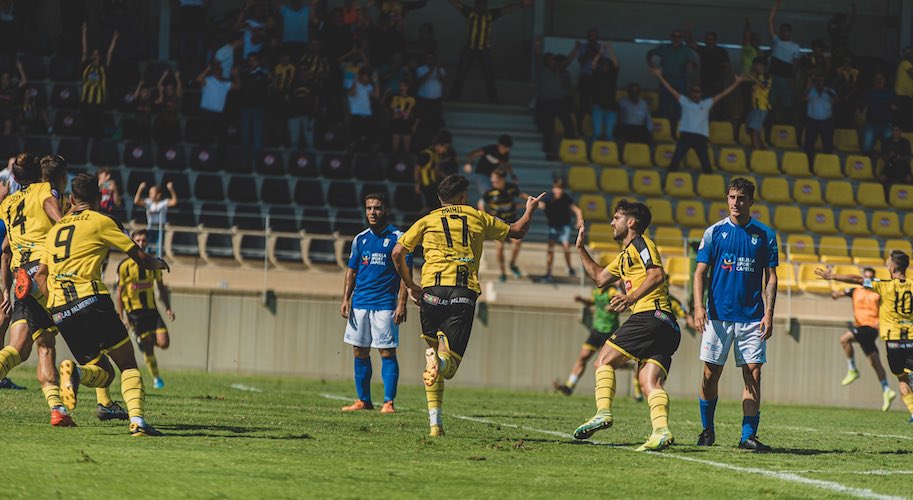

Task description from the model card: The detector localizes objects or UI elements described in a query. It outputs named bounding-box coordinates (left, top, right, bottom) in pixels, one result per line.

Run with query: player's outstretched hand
left=574, top=224, right=586, bottom=250
left=407, top=282, right=423, bottom=306
left=394, top=304, right=407, bottom=325
left=526, top=192, right=546, bottom=212
left=814, top=266, right=833, bottom=280
left=760, top=314, right=773, bottom=341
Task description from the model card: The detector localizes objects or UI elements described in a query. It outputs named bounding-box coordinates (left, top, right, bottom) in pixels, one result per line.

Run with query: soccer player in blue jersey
left=340, top=193, right=410, bottom=414
left=693, top=177, right=778, bottom=452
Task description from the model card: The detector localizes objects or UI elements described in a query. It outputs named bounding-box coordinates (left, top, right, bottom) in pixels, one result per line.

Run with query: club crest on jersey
left=383, top=238, right=390, bottom=247
left=361, top=251, right=371, bottom=266
left=721, top=253, right=735, bottom=272
left=751, top=234, right=759, bottom=246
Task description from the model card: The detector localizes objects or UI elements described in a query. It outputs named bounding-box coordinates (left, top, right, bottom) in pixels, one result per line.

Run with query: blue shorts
left=548, top=224, right=572, bottom=244
left=746, top=110, right=768, bottom=132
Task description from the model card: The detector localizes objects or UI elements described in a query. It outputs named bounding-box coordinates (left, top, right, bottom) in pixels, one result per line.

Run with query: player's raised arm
left=506, top=192, right=545, bottom=239
left=574, top=225, right=619, bottom=288
left=815, top=266, right=864, bottom=285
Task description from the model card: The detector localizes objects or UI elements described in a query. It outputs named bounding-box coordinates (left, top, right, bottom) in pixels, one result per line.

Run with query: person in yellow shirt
left=894, top=47, right=913, bottom=131
left=390, top=81, right=417, bottom=154
left=391, top=174, right=544, bottom=437
left=745, top=57, right=771, bottom=150
left=572, top=200, right=680, bottom=452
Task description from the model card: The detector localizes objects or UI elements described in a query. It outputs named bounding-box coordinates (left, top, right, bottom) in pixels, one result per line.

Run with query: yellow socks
left=426, top=376, right=444, bottom=427
left=438, top=352, right=461, bottom=380
left=594, top=365, right=616, bottom=412
left=96, top=387, right=114, bottom=407
left=79, top=364, right=112, bottom=388
left=633, top=377, right=643, bottom=399
left=903, top=392, right=913, bottom=415
left=0, top=346, right=21, bottom=379
left=143, top=353, right=160, bottom=379
left=121, top=369, right=145, bottom=418
left=41, top=385, right=64, bottom=410
left=648, top=389, right=671, bottom=431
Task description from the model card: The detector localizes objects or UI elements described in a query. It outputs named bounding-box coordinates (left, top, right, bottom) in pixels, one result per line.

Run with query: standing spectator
left=540, top=178, right=582, bottom=283
left=81, top=23, right=118, bottom=139
left=214, top=33, right=244, bottom=79
left=589, top=42, right=620, bottom=143
left=97, top=167, right=121, bottom=216
left=278, top=0, right=314, bottom=56
left=379, top=53, right=410, bottom=101
left=894, top=47, right=913, bottom=132
left=446, top=0, right=532, bottom=104
left=576, top=29, right=602, bottom=126
left=177, top=0, right=210, bottom=66
left=239, top=54, right=271, bottom=159
left=740, top=18, right=764, bottom=118
left=646, top=28, right=697, bottom=126
left=767, top=0, right=801, bottom=124
left=196, top=61, right=239, bottom=144
left=0, top=62, right=25, bottom=135
left=534, top=38, right=577, bottom=160
left=390, top=81, right=417, bottom=154
left=133, top=181, right=178, bottom=257
left=799, top=39, right=830, bottom=92
left=802, top=76, right=836, bottom=158
left=123, top=80, right=155, bottom=140
left=827, top=3, right=856, bottom=64
left=235, top=1, right=270, bottom=59
left=832, top=57, right=860, bottom=129
left=745, top=58, right=772, bottom=150
left=287, top=61, right=317, bottom=151
left=463, top=134, right=515, bottom=200
left=153, top=70, right=183, bottom=144
left=318, top=8, right=355, bottom=63
left=272, top=52, right=296, bottom=142
left=879, top=125, right=912, bottom=197
left=414, top=131, right=450, bottom=212
left=366, top=14, right=406, bottom=71
left=862, top=72, right=896, bottom=155
left=652, top=67, right=743, bottom=173
left=18, top=80, right=50, bottom=137
left=617, top=83, right=653, bottom=144
left=415, top=53, right=446, bottom=142
left=348, top=67, right=380, bottom=151
left=684, top=25, right=731, bottom=115
left=478, top=168, right=530, bottom=282
left=407, top=21, right=438, bottom=61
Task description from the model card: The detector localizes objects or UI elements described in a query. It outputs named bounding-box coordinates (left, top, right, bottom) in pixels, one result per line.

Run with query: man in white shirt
left=348, top=67, right=380, bottom=151
left=196, top=61, right=239, bottom=144
left=802, top=76, right=837, bottom=157
left=768, top=0, right=801, bottom=123
left=416, top=53, right=446, bottom=133
left=133, top=181, right=179, bottom=257
left=214, top=33, right=243, bottom=79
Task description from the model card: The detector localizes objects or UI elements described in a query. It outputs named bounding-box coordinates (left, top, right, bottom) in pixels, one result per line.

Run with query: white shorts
left=699, top=320, right=766, bottom=366
left=343, top=309, right=399, bottom=349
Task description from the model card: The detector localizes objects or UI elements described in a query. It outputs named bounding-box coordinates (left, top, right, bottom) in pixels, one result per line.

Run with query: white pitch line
left=318, top=394, right=903, bottom=500
left=682, top=420, right=913, bottom=442
left=782, top=471, right=913, bottom=476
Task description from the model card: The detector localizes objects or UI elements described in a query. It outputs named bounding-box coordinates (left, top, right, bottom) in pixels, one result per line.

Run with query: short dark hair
left=40, top=154, right=67, bottom=183
left=12, top=153, right=40, bottom=184
left=364, top=192, right=386, bottom=208
left=627, top=82, right=641, bottom=92
left=131, top=228, right=148, bottom=238
left=890, top=250, right=910, bottom=272
left=492, top=168, right=507, bottom=178
left=863, top=267, right=876, bottom=275
left=727, top=177, right=756, bottom=199
left=437, top=174, right=469, bottom=203
left=780, top=23, right=792, bottom=31
left=705, top=31, right=718, bottom=38
left=498, top=134, right=513, bottom=148
left=71, top=173, right=100, bottom=204
left=614, top=199, right=652, bottom=233
left=433, top=130, right=452, bottom=146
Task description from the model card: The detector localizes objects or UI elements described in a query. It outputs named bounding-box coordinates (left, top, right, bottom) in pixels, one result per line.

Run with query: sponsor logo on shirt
left=721, top=253, right=735, bottom=272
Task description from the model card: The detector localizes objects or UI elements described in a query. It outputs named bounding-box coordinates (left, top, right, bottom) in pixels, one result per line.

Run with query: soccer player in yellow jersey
left=35, top=173, right=169, bottom=436
left=391, top=174, right=544, bottom=436
left=572, top=200, right=681, bottom=451
left=115, top=229, right=175, bottom=390
left=817, top=251, right=913, bottom=422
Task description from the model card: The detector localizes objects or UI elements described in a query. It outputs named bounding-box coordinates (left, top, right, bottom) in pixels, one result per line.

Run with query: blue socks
left=699, top=398, right=718, bottom=430
left=381, top=356, right=399, bottom=402
left=741, top=414, right=760, bottom=441
left=354, top=356, right=372, bottom=403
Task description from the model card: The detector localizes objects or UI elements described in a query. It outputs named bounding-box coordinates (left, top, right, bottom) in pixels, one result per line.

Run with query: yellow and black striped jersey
left=41, top=209, right=136, bottom=309
left=117, top=257, right=162, bottom=313
left=274, top=63, right=295, bottom=92
left=81, top=63, right=107, bottom=105
left=415, top=148, right=440, bottom=188
left=0, top=182, right=58, bottom=268
left=461, top=6, right=501, bottom=50
left=865, top=278, right=913, bottom=341
left=604, top=234, right=672, bottom=315
left=398, top=204, right=509, bottom=293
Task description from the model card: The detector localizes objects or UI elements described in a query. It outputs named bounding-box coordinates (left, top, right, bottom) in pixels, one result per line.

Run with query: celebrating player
left=35, top=173, right=169, bottom=436
left=115, top=229, right=176, bottom=390
left=478, top=167, right=530, bottom=282
left=693, top=178, right=778, bottom=452
left=340, top=193, right=410, bottom=414
left=391, top=174, right=544, bottom=437
left=830, top=267, right=897, bottom=410
left=816, top=252, right=913, bottom=422
left=572, top=200, right=681, bottom=452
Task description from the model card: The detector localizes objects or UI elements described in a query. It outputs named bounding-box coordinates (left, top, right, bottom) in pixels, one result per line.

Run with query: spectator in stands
left=287, top=60, right=317, bottom=151
left=576, top=29, right=602, bottom=127
left=589, top=43, right=619, bottom=143
left=446, top=0, right=532, bottom=104
left=895, top=47, right=913, bottom=131
left=215, top=32, right=244, bottom=79
left=300, top=38, right=330, bottom=92
left=646, top=28, right=697, bottom=126
left=235, top=0, right=270, bottom=59
left=617, top=83, right=653, bottom=144
left=178, top=0, right=210, bottom=66
left=154, top=70, right=183, bottom=144
left=745, top=57, right=772, bottom=150
left=740, top=18, right=764, bottom=118
left=832, top=56, right=859, bottom=129
left=81, top=23, right=118, bottom=139
left=862, top=72, right=896, bottom=155
left=478, top=167, right=530, bottom=282
left=414, top=130, right=450, bottom=212
left=799, top=39, right=830, bottom=92
left=367, top=13, right=406, bottom=71
left=652, top=66, right=743, bottom=173
left=408, top=21, right=438, bottom=61
left=539, top=178, right=582, bottom=284
left=97, top=167, right=121, bottom=216
left=339, top=43, right=370, bottom=93
left=319, top=8, right=355, bottom=63
left=278, top=0, right=314, bottom=57
left=880, top=125, right=912, bottom=196
left=134, top=181, right=179, bottom=256
left=534, top=37, right=578, bottom=160
left=802, top=76, right=836, bottom=158
left=827, top=3, right=856, bottom=64
left=415, top=53, right=446, bottom=142
left=239, top=53, right=272, bottom=160
left=124, top=80, right=155, bottom=140
left=684, top=24, right=731, bottom=116
left=348, top=67, right=380, bottom=151
left=271, top=52, right=296, bottom=145
left=767, top=0, right=801, bottom=124
left=0, top=61, right=25, bottom=135
left=379, top=53, right=410, bottom=101
left=390, top=81, right=416, bottom=154
left=464, top=134, right=515, bottom=199
left=18, top=74, right=50, bottom=137
left=197, top=61, right=239, bottom=144
left=372, top=0, right=428, bottom=31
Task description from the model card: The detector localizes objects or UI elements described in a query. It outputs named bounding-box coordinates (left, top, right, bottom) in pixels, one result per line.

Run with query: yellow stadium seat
left=653, top=143, right=675, bottom=168
left=623, top=143, right=652, bottom=168
left=778, top=263, right=798, bottom=291
left=642, top=90, right=660, bottom=113
left=665, top=256, right=691, bottom=286
left=793, top=178, right=824, bottom=206
left=786, top=235, right=818, bottom=262
left=824, top=181, right=855, bottom=207
left=871, top=210, right=902, bottom=238
left=599, top=167, right=630, bottom=195
left=749, top=150, right=780, bottom=175
left=717, top=147, right=748, bottom=173
left=805, top=207, right=837, bottom=234
left=652, top=118, right=673, bottom=142
left=708, top=202, right=729, bottom=222
left=559, top=139, right=588, bottom=164
left=654, top=227, right=685, bottom=256
left=646, top=198, right=675, bottom=226
left=885, top=239, right=913, bottom=259
left=761, top=178, right=792, bottom=204
left=697, top=174, right=726, bottom=200
left=589, top=222, right=616, bottom=251
left=812, top=154, right=842, bottom=179
left=781, top=151, right=811, bottom=177
left=829, top=265, right=864, bottom=290
left=905, top=214, right=913, bottom=237
left=874, top=267, right=891, bottom=281
left=675, top=200, right=708, bottom=227
left=857, top=182, right=889, bottom=209
left=709, top=121, right=736, bottom=145
left=834, top=129, right=861, bottom=152
left=771, top=125, right=799, bottom=149
left=852, top=238, right=883, bottom=265
left=579, top=194, right=610, bottom=222
left=749, top=204, right=771, bottom=226
left=664, top=172, right=696, bottom=198
left=687, top=228, right=705, bottom=242
left=632, top=170, right=663, bottom=197
left=889, top=184, right=913, bottom=209
left=845, top=155, right=874, bottom=180
left=590, top=141, right=621, bottom=166
left=580, top=114, right=594, bottom=138
left=838, top=209, right=869, bottom=236
left=798, top=264, right=834, bottom=294
left=686, top=148, right=715, bottom=170
left=774, top=206, right=805, bottom=233
left=819, top=236, right=852, bottom=263
left=567, top=166, right=598, bottom=193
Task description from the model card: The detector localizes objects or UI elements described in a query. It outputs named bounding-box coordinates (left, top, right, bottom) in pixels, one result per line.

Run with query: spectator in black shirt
left=478, top=168, right=530, bottom=282
left=367, top=14, right=405, bottom=69
left=589, top=42, right=619, bottom=142
left=534, top=37, right=578, bottom=159
left=685, top=25, right=731, bottom=117
left=288, top=61, right=318, bottom=151
left=862, top=72, right=896, bottom=154
left=576, top=29, right=602, bottom=127
left=463, top=134, right=514, bottom=200
left=539, top=178, right=583, bottom=283
left=827, top=4, right=856, bottom=64
left=880, top=125, right=912, bottom=197
left=239, top=53, right=272, bottom=161
left=154, top=70, right=182, bottom=145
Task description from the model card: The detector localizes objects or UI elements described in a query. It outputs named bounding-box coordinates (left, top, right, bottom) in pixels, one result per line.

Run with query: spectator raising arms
left=348, top=67, right=380, bottom=152
left=0, top=61, right=26, bottom=135
left=534, top=37, right=578, bottom=160
left=767, top=0, right=801, bottom=124
left=134, top=181, right=179, bottom=257
left=684, top=23, right=731, bottom=112
left=589, top=41, right=620, bottom=143
left=646, top=28, right=697, bottom=127
left=617, top=83, right=653, bottom=144
left=154, top=69, right=183, bottom=145
left=197, top=61, right=240, bottom=145
left=81, top=22, right=118, bottom=139
left=390, top=81, right=417, bottom=154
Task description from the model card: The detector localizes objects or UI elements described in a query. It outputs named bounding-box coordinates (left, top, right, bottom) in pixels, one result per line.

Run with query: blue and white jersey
left=348, top=224, right=412, bottom=311
left=696, top=217, right=778, bottom=322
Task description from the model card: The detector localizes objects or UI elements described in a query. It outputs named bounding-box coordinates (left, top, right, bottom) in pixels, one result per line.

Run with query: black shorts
left=51, top=295, right=130, bottom=365
left=851, top=326, right=879, bottom=355
left=419, top=286, right=478, bottom=359
left=391, top=118, right=414, bottom=134
left=607, top=310, right=681, bottom=375
left=12, top=294, right=55, bottom=336
left=885, top=340, right=913, bottom=377
left=583, top=329, right=613, bottom=351
left=127, top=309, right=168, bottom=339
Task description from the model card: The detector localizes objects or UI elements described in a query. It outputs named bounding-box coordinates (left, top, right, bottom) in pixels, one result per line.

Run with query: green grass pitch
left=2, top=371, right=911, bottom=499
